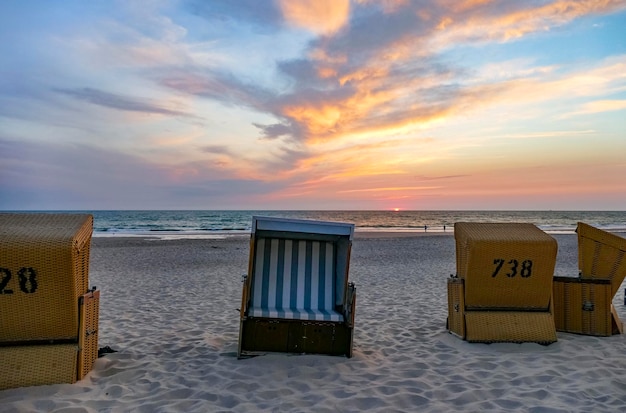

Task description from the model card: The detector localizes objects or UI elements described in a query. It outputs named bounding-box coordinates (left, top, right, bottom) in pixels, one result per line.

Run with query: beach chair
left=553, top=223, right=626, bottom=336
left=447, top=222, right=558, bottom=344
left=0, top=213, right=100, bottom=390
left=238, top=216, right=356, bottom=358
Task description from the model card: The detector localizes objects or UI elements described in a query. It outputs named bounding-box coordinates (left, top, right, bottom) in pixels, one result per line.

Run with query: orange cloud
left=251, top=2, right=626, bottom=157
left=283, top=104, right=342, bottom=135
left=192, top=2, right=626, bottom=206
left=561, top=99, right=626, bottom=118
left=270, top=134, right=443, bottom=199
left=263, top=56, right=626, bottom=202
left=308, top=48, right=348, bottom=64
left=273, top=2, right=626, bottom=149
left=425, top=0, right=626, bottom=49
left=492, top=57, right=626, bottom=105
left=337, top=186, right=440, bottom=193
left=279, top=61, right=459, bottom=143
left=278, top=0, right=350, bottom=35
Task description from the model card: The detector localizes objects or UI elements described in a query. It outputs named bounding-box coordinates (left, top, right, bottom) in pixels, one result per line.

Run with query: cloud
left=491, top=130, right=597, bottom=139
left=156, top=52, right=625, bottom=200
left=253, top=122, right=301, bottom=140
left=3, top=0, right=625, bottom=210
left=560, top=99, right=626, bottom=118
left=158, top=69, right=276, bottom=110
left=135, top=2, right=615, bottom=154
left=166, top=1, right=626, bottom=149
left=428, top=0, right=626, bottom=45
left=0, top=137, right=275, bottom=210
left=54, top=87, right=191, bottom=117
left=478, top=56, right=626, bottom=109
left=200, top=145, right=233, bottom=155
left=0, top=137, right=167, bottom=209
left=277, top=0, right=350, bottom=35
left=415, top=174, right=470, bottom=181
left=337, top=186, right=440, bottom=193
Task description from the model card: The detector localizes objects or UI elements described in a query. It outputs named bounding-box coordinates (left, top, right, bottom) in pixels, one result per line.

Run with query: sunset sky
left=1, top=0, right=625, bottom=211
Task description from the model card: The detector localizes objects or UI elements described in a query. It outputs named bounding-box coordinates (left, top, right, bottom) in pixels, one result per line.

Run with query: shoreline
left=91, top=230, right=456, bottom=241
left=90, top=231, right=626, bottom=242
left=90, top=229, right=598, bottom=240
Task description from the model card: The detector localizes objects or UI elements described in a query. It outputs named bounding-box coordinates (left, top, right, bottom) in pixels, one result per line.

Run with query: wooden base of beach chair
left=239, top=318, right=353, bottom=358
left=0, top=290, right=100, bottom=390
left=553, top=277, right=622, bottom=336
left=447, top=278, right=557, bottom=344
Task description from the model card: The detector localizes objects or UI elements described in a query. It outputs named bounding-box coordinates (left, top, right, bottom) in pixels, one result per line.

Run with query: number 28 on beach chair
left=553, top=222, right=626, bottom=336
left=0, top=214, right=100, bottom=390
left=238, top=217, right=356, bottom=358
left=447, top=222, right=558, bottom=344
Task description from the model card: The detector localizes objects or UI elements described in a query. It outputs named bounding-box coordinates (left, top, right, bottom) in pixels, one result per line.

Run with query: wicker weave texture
left=0, top=344, right=78, bottom=390
left=465, top=312, right=557, bottom=343
left=454, top=222, right=557, bottom=309
left=577, top=222, right=626, bottom=296
left=0, top=213, right=93, bottom=342
left=553, top=277, right=612, bottom=336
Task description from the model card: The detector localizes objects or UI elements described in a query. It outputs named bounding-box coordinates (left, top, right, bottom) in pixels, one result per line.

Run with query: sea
left=36, top=210, right=626, bottom=238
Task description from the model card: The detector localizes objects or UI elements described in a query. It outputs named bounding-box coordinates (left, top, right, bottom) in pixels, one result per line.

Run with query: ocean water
left=70, top=210, right=626, bottom=237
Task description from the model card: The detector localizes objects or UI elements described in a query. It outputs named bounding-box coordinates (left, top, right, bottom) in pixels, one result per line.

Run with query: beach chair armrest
left=239, top=273, right=251, bottom=319
left=344, top=282, right=356, bottom=327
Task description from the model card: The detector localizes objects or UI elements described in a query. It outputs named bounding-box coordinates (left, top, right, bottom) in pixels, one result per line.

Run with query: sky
left=1, top=0, right=625, bottom=211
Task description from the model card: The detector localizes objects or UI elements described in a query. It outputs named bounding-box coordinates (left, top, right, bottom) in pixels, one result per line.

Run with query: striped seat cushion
left=250, top=238, right=344, bottom=322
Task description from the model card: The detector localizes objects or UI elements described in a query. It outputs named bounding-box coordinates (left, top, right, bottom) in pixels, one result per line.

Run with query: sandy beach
left=1, top=233, right=626, bottom=412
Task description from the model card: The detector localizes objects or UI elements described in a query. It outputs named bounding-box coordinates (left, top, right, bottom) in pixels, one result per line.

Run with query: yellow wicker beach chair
left=238, top=216, right=356, bottom=358
left=553, top=222, right=626, bottom=336
left=0, top=213, right=100, bottom=390
left=448, top=222, right=558, bottom=344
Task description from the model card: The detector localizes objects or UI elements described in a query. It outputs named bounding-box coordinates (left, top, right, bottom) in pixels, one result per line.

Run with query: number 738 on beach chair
left=238, top=217, right=356, bottom=358
left=447, top=222, right=558, bottom=344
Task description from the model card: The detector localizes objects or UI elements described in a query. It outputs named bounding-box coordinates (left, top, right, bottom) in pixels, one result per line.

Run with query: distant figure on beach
left=424, top=225, right=428, bottom=232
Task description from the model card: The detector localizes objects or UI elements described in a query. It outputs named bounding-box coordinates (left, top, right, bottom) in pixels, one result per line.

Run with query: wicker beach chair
left=0, top=213, right=100, bottom=390
left=447, top=222, right=558, bottom=344
left=553, top=223, right=626, bottom=336
left=238, top=216, right=356, bottom=358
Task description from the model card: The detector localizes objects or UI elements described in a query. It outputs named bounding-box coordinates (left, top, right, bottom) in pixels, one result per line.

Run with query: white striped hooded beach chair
left=238, top=216, right=356, bottom=358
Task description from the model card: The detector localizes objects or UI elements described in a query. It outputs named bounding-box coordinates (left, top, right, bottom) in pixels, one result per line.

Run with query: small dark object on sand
left=98, top=346, right=118, bottom=357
